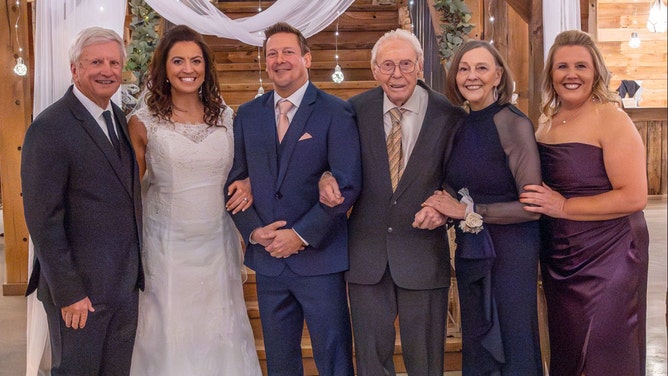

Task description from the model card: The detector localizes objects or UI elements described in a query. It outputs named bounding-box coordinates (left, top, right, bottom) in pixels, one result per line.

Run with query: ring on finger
left=243, top=197, right=248, bottom=202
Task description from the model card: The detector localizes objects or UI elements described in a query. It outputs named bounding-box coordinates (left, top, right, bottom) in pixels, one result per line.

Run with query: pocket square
left=298, top=132, right=313, bottom=141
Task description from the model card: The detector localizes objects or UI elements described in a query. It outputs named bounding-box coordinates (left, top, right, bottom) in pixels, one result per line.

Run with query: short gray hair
left=68, top=27, right=126, bottom=65
left=370, top=28, right=424, bottom=67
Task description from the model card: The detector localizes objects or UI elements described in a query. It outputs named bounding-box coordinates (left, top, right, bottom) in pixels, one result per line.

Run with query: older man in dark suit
left=21, top=27, right=143, bottom=376
left=320, top=29, right=466, bottom=376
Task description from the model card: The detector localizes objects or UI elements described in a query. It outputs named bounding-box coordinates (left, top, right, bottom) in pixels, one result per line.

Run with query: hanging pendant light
left=647, top=0, right=667, bottom=33
left=629, top=32, right=641, bottom=48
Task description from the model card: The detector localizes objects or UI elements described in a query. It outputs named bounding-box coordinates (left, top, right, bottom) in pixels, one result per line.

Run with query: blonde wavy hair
left=541, top=30, right=620, bottom=121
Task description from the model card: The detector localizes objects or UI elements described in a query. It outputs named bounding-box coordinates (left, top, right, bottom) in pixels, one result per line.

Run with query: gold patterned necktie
left=277, top=99, right=293, bottom=143
left=387, top=107, right=404, bottom=191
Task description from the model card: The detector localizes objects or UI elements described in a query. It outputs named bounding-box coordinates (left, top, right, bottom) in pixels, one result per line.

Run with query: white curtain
left=542, top=0, right=581, bottom=60
left=144, top=0, right=355, bottom=46
left=28, top=3, right=126, bottom=375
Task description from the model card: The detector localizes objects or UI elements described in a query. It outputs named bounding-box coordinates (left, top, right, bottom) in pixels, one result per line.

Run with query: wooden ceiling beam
left=504, top=0, right=530, bottom=24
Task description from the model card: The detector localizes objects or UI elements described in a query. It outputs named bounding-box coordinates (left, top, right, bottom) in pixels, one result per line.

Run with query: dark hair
left=541, top=30, right=619, bottom=119
left=263, top=22, right=310, bottom=55
left=445, top=40, right=514, bottom=108
left=145, top=25, right=224, bottom=127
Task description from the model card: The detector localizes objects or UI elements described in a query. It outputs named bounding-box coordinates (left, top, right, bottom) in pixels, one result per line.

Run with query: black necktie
left=102, top=110, right=121, bottom=157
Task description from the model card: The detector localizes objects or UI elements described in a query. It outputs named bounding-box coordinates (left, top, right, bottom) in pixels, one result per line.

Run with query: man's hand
left=61, top=297, right=95, bottom=329
left=319, top=173, right=344, bottom=207
left=226, top=177, right=253, bottom=214
left=265, top=229, right=305, bottom=258
left=250, top=220, right=288, bottom=248
left=412, top=206, right=447, bottom=230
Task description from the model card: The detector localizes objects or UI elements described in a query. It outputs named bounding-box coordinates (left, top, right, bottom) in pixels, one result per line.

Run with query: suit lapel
left=362, top=89, right=395, bottom=197
left=394, top=89, right=445, bottom=198
left=66, top=91, right=133, bottom=197
left=275, top=83, right=316, bottom=190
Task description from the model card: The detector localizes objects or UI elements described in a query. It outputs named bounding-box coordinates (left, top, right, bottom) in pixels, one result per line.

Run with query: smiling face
left=166, top=41, right=206, bottom=96
left=71, top=41, right=123, bottom=108
left=372, top=38, right=423, bottom=107
left=455, top=47, right=502, bottom=111
left=265, top=32, right=311, bottom=98
left=551, top=45, right=596, bottom=109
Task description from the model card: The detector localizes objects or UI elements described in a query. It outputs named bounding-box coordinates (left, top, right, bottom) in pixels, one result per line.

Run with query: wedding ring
left=243, top=197, right=248, bottom=202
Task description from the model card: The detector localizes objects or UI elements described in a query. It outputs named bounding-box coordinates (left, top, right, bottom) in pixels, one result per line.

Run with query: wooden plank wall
left=0, top=0, right=32, bottom=295
left=627, top=108, right=668, bottom=195
left=594, top=0, right=667, bottom=108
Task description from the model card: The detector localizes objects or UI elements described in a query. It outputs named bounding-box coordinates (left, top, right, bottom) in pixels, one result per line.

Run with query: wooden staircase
left=209, top=1, right=462, bottom=374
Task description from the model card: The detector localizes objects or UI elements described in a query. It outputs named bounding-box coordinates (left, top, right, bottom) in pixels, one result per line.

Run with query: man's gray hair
left=68, top=27, right=126, bottom=65
left=370, top=28, right=424, bottom=67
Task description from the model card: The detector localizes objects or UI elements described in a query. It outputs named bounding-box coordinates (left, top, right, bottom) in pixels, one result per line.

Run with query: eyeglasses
left=376, top=60, right=416, bottom=74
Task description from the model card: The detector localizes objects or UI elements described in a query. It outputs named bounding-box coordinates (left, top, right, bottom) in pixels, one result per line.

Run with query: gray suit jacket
left=346, top=80, right=465, bottom=289
left=22, top=86, right=143, bottom=307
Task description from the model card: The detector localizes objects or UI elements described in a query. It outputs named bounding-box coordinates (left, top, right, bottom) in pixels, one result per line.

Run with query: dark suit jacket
left=226, top=82, right=361, bottom=277
left=346, top=80, right=465, bottom=289
left=22, top=86, right=143, bottom=308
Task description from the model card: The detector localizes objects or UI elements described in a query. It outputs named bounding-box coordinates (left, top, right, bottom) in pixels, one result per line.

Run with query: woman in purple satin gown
left=520, top=30, right=649, bottom=376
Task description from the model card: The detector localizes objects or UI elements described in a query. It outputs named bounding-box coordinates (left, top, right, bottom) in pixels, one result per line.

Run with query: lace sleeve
left=475, top=105, right=542, bottom=224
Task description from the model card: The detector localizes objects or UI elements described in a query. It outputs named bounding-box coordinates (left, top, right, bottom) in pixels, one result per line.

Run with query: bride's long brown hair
left=145, top=25, right=225, bottom=127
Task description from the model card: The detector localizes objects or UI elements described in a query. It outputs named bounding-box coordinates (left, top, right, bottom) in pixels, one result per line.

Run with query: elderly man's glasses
left=377, top=60, right=416, bottom=74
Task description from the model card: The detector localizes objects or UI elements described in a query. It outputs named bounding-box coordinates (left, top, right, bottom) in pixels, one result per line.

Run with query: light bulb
left=629, top=32, right=641, bottom=48
left=332, top=65, right=344, bottom=84
left=255, top=86, right=264, bottom=98
left=13, top=57, right=27, bottom=76
left=647, top=0, right=667, bottom=33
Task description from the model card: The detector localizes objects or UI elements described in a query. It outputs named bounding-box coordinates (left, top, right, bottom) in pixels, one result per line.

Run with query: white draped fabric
left=28, top=4, right=126, bottom=375
left=144, top=0, right=355, bottom=46
left=542, top=0, right=581, bottom=60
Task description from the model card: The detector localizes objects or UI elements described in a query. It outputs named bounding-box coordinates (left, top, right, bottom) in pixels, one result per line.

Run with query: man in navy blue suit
left=225, top=22, right=361, bottom=376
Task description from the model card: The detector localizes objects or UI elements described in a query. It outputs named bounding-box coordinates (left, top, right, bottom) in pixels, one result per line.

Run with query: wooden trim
left=625, top=107, right=668, bottom=122
left=1, top=0, right=32, bottom=296
left=528, top=0, right=544, bottom=126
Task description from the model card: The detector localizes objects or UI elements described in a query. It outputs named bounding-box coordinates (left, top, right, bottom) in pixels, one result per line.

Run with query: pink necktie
left=387, top=107, right=404, bottom=191
left=277, top=99, right=293, bottom=143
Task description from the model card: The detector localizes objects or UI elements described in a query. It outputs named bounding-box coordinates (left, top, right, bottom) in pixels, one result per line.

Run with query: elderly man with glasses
left=319, top=28, right=466, bottom=376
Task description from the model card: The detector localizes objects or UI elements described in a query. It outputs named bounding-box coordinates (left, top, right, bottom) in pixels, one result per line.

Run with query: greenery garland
left=433, top=0, right=474, bottom=65
left=124, top=0, right=160, bottom=86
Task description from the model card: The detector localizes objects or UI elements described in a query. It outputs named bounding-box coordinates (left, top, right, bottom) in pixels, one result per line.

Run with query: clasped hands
left=252, top=221, right=305, bottom=259
left=318, top=173, right=449, bottom=230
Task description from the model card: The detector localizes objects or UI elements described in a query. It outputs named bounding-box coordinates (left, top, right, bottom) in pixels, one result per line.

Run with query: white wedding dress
left=129, top=106, right=261, bottom=376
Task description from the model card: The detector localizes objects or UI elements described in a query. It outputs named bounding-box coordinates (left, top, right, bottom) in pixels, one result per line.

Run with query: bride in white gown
left=127, top=25, right=261, bottom=375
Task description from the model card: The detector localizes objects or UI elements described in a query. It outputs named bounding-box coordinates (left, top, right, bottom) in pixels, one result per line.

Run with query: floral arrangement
left=433, top=0, right=475, bottom=64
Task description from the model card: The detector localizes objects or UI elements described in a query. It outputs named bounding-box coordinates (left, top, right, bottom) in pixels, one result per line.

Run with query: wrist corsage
left=458, top=188, right=483, bottom=234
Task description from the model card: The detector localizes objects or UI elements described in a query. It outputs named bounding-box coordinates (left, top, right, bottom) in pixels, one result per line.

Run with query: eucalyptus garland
left=125, top=0, right=160, bottom=86
left=433, top=0, right=474, bottom=64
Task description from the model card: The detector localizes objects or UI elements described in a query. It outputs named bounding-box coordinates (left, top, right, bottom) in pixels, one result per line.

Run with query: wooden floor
left=0, top=197, right=666, bottom=376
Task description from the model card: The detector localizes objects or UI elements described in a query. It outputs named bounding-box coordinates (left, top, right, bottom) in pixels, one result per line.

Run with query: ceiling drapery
left=144, top=0, right=355, bottom=46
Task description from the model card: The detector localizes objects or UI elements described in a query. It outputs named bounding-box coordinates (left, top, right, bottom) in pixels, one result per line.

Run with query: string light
left=331, top=16, right=344, bottom=84
left=255, top=1, right=264, bottom=98
left=487, top=0, right=495, bottom=45
left=13, top=0, right=27, bottom=76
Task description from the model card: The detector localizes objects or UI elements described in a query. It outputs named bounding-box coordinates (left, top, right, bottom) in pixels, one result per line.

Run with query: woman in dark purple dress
left=422, top=40, right=543, bottom=375
left=520, top=30, right=649, bottom=376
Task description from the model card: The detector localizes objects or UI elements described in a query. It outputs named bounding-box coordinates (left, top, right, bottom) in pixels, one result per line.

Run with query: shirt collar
left=72, top=84, right=113, bottom=120
left=382, top=83, right=426, bottom=115
left=274, top=80, right=309, bottom=109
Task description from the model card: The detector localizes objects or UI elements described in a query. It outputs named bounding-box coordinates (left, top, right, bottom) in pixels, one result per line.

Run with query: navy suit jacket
left=226, top=82, right=361, bottom=277
left=22, top=86, right=143, bottom=307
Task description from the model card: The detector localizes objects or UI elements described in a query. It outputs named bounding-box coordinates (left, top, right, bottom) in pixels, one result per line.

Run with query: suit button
left=392, top=200, right=397, bottom=205
left=275, top=192, right=283, bottom=200
left=387, top=227, right=393, bottom=233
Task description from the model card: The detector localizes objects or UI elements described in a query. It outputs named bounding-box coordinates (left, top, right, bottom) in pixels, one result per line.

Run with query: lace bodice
left=132, top=106, right=235, bottom=224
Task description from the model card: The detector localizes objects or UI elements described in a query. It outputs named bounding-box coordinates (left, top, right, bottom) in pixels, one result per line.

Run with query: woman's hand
left=520, top=183, right=567, bottom=218
left=422, top=190, right=467, bottom=220
left=227, top=177, right=253, bottom=214
left=319, top=172, right=344, bottom=207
